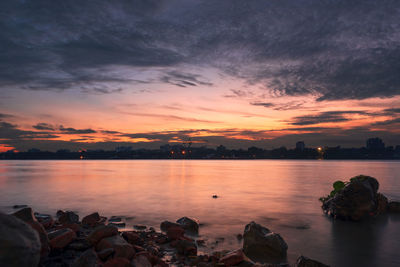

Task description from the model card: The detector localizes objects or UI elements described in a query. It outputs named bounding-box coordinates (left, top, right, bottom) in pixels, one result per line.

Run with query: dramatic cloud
left=160, top=71, right=213, bottom=87
left=33, top=123, right=55, bottom=131
left=290, top=111, right=369, bottom=125
left=2, top=0, right=399, bottom=99
left=59, top=126, right=96, bottom=134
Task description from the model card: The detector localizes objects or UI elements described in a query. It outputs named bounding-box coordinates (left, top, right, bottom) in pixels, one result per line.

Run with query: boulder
left=122, top=231, right=141, bottom=245
left=97, top=247, right=115, bottom=261
left=174, top=239, right=197, bottom=256
left=296, top=255, right=330, bottom=267
left=219, top=249, right=245, bottom=266
left=58, top=211, right=79, bottom=224
left=103, top=257, right=131, bottom=267
left=34, top=212, right=54, bottom=229
left=95, top=234, right=135, bottom=260
left=0, top=213, right=41, bottom=267
left=242, top=221, right=288, bottom=263
left=132, top=253, right=152, bottom=267
left=12, top=207, right=50, bottom=257
left=167, top=225, right=185, bottom=240
left=82, top=212, right=101, bottom=227
left=388, top=201, right=400, bottom=213
left=71, top=249, right=99, bottom=267
left=176, top=217, right=199, bottom=234
left=86, top=225, right=118, bottom=245
left=322, top=175, right=383, bottom=220
left=376, top=193, right=388, bottom=214
left=160, top=220, right=181, bottom=232
left=48, top=228, right=77, bottom=249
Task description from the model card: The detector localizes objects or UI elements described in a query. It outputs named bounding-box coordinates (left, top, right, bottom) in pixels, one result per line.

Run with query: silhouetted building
left=366, top=138, right=385, bottom=150
left=296, top=141, right=305, bottom=151
left=116, top=146, right=132, bottom=152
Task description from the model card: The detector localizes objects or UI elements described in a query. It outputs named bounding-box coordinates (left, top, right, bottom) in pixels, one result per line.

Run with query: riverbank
left=1, top=206, right=329, bottom=267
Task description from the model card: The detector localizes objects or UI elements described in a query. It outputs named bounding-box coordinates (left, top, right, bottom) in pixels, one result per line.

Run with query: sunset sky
left=1, top=0, right=400, bottom=152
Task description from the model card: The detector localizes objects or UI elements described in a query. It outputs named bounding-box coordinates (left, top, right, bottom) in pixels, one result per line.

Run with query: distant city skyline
left=1, top=0, right=400, bottom=152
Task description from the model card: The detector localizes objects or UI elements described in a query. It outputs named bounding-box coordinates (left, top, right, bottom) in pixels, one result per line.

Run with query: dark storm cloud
left=33, top=123, right=55, bottom=131
left=290, top=111, right=369, bottom=125
left=0, top=121, right=59, bottom=140
left=59, top=126, right=96, bottom=134
left=160, top=71, right=213, bottom=88
left=2, top=0, right=399, bottom=99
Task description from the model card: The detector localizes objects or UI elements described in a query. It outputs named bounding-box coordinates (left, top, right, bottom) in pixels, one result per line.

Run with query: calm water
left=1, top=160, right=399, bottom=266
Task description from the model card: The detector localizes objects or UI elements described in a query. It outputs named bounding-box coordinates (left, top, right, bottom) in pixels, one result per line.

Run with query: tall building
left=296, top=141, right=305, bottom=151
left=366, top=138, right=385, bottom=150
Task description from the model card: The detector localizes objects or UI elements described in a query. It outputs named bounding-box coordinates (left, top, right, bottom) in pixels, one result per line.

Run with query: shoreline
left=1, top=206, right=329, bottom=267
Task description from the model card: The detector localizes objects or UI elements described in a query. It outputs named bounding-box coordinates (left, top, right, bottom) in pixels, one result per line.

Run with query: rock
left=122, top=231, right=141, bottom=245
left=82, top=212, right=101, bottom=227
left=97, top=247, right=115, bottom=261
left=296, top=255, right=330, bottom=267
left=212, top=195, right=218, bottom=198
left=388, top=201, right=400, bottom=213
left=86, top=225, right=118, bottom=245
left=71, top=249, right=99, bottom=267
left=132, top=253, right=152, bottom=267
left=176, top=217, right=199, bottom=234
left=95, top=234, right=135, bottom=260
left=321, top=175, right=382, bottom=220
left=243, top=221, right=288, bottom=263
left=12, top=207, right=50, bottom=258
left=104, top=257, right=131, bottom=267
left=167, top=225, right=185, bottom=240
left=175, top=239, right=197, bottom=256
left=68, top=239, right=91, bottom=251
left=0, top=212, right=41, bottom=267
left=56, top=222, right=81, bottom=233
left=160, top=220, right=181, bottom=232
left=58, top=211, right=79, bottom=224
left=34, top=212, right=54, bottom=229
left=376, top=193, right=388, bottom=214
left=219, top=249, right=245, bottom=266
left=48, top=228, right=77, bottom=249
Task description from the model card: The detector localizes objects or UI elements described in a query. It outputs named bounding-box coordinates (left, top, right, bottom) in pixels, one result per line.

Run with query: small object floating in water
left=212, top=195, right=218, bottom=198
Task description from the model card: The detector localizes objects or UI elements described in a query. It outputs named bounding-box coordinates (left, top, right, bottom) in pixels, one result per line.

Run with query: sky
left=1, top=0, right=400, bottom=152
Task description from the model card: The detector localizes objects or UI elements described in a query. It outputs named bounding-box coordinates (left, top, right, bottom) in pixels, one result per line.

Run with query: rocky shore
left=0, top=207, right=328, bottom=267
left=320, top=175, right=400, bottom=221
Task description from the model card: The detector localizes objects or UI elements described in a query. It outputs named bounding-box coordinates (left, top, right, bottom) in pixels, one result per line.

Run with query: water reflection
left=0, top=160, right=399, bottom=266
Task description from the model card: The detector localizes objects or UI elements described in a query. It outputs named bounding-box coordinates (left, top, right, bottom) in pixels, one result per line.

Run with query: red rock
left=58, top=211, right=79, bottom=224
left=133, top=245, right=145, bottom=252
left=167, top=225, right=185, bottom=240
left=96, top=235, right=135, bottom=260
left=219, top=249, right=244, bottom=266
left=160, top=220, right=181, bottom=232
left=103, top=257, right=131, bottom=267
left=72, top=249, right=99, bottom=266
left=12, top=208, right=50, bottom=258
left=132, top=253, right=152, bottom=267
left=56, top=223, right=81, bottom=233
left=48, top=228, right=77, bottom=249
left=97, top=247, right=115, bottom=261
left=122, top=231, right=141, bottom=245
left=86, top=225, right=118, bottom=245
left=82, top=212, right=101, bottom=227
left=35, top=213, right=54, bottom=229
